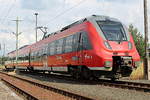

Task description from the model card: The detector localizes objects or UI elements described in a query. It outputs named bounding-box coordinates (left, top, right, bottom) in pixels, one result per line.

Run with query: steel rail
left=1, top=78, right=38, bottom=100
left=17, top=71, right=150, bottom=93
left=0, top=72, right=94, bottom=100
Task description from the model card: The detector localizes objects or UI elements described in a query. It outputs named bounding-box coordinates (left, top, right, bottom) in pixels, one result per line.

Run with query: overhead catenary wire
left=21, top=0, right=87, bottom=37
left=0, top=0, right=16, bottom=33
left=1, top=0, right=87, bottom=53
left=0, top=0, right=16, bottom=25
left=45, top=0, right=87, bottom=26
left=0, top=0, right=17, bottom=56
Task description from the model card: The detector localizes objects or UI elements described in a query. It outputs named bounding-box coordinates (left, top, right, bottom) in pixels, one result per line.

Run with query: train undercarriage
left=4, top=56, right=133, bottom=81
left=68, top=56, right=133, bottom=80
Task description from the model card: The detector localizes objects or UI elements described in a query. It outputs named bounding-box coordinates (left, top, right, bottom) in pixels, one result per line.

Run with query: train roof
left=44, top=15, right=119, bottom=39
left=7, top=45, right=30, bottom=56
left=7, top=15, right=120, bottom=57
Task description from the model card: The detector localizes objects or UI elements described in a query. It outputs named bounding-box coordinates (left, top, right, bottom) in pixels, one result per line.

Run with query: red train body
left=5, top=15, right=140, bottom=80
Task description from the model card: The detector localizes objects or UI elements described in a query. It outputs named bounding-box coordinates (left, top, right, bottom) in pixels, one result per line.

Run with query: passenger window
left=72, top=34, right=78, bottom=51
left=56, top=39, right=63, bottom=54
left=31, top=52, right=34, bottom=61
left=48, top=43, right=51, bottom=55
left=79, top=32, right=92, bottom=50
left=64, top=35, right=73, bottom=53
left=43, top=44, right=48, bottom=55
left=49, top=42, right=55, bottom=55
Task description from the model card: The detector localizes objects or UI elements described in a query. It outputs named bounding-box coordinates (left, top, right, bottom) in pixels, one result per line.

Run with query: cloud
left=0, top=29, right=10, bottom=33
left=99, top=0, right=138, bottom=4
left=20, top=0, right=63, bottom=11
left=45, top=0, right=144, bottom=33
left=20, top=0, right=45, bottom=10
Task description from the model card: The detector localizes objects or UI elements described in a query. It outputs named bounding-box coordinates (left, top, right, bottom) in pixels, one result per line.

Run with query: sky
left=0, top=0, right=149, bottom=56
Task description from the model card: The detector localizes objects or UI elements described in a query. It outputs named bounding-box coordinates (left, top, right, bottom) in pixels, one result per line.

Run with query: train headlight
left=128, top=42, right=132, bottom=50
left=104, top=41, right=112, bottom=49
left=105, top=61, right=112, bottom=67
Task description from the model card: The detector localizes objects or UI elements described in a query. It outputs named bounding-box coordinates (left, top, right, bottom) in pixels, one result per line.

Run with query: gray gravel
left=11, top=72, right=150, bottom=100
left=122, top=78, right=150, bottom=84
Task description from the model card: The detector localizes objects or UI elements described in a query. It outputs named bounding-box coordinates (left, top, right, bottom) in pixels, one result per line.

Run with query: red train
left=5, top=15, right=140, bottom=80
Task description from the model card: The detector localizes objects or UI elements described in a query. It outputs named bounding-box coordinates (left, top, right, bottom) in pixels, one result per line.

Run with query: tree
left=128, top=24, right=145, bottom=58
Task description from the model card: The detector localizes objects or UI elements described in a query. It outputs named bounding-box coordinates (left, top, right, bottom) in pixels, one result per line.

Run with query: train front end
left=88, top=15, right=140, bottom=80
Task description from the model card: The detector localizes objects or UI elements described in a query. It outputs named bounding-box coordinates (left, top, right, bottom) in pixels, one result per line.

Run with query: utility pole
left=0, top=43, right=1, bottom=50
left=143, top=0, right=149, bottom=80
left=34, top=13, right=38, bottom=42
left=12, top=17, right=22, bottom=68
left=3, top=43, right=5, bottom=57
left=0, top=43, right=1, bottom=65
left=2, top=43, right=5, bottom=65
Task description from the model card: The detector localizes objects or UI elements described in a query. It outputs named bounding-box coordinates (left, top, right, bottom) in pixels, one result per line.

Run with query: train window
left=43, top=44, right=48, bottom=55
left=72, top=33, right=79, bottom=51
left=33, top=52, right=36, bottom=61
left=64, top=35, right=73, bottom=53
left=48, top=43, right=51, bottom=55
left=35, top=52, right=40, bottom=61
left=31, top=52, right=35, bottom=61
left=18, top=56, right=22, bottom=60
left=12, top=57, right=15, bottom=60
left=56, top=39, right=63, bottom=54
left=81, top=32, right=92, bottom=50
left=78, top=32, right=92, bottom=50
left=39, top=49, right=42, bottom=56
left=97, top=21, right=127, bottom=41
left=42, top=48, right=46, bottom=55
left=49, top=42, right=55, bottom=55
left=24, top=55, right=28, bottom=60
left=62, top=38, right=66, bottom=53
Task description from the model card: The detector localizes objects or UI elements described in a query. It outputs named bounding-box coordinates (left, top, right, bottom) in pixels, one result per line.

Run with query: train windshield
left=97, top=21, right=127, bottom=41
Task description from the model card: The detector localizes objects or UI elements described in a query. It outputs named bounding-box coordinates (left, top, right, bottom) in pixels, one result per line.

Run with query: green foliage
left=128, top=24, right=145, bottom=58
left=0, top=56, right=8, bottom=65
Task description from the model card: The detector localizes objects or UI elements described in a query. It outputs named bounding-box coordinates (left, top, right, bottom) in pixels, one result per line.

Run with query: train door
left=28, top=50, right=31, bottom=67
left=77, top=31, right=91, bottom=65
left=77, top=32, right=84, bottom=65
left=71, top=33, right=79, bottom=65
left=42, top=44, right=48, bottom=70
left=43, top=54, right=48, bottom=69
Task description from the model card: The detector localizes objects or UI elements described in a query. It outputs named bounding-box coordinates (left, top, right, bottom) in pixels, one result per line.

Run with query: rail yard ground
left=0, top=81, right=23, bottom=100
left=0, top=70, right=150, bottom=100
left=1, top=62, right=150, bottom=100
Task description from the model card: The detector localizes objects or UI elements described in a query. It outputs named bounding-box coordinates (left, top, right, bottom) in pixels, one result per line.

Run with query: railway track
left=15, top=71, right=150, bottom=93
left=0, top=70, right=150, bottom=100
left=97, top=80, right=150, bottom=92
left=0, top=71, right=93, bottom=100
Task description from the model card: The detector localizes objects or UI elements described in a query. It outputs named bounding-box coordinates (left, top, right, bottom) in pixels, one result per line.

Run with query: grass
left=0, top=65, right=5, bottom=69
left=130, top=62, right=144, bottom=80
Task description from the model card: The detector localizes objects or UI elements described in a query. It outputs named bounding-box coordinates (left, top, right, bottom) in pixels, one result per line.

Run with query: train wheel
left=69, top=66, right=81, bottom=79
left=14, top=68, right=20, bottom=74
left=111, top=74, right=119, bottom=81
left=75, top=72, right=81, bottom=79
left=82, top=67, right=91, bottom=79
left=111, top=77, right=116, bottom=81
left=27, top=66, right=34, bottom=72
left=71, top=70, right=81, bottom=79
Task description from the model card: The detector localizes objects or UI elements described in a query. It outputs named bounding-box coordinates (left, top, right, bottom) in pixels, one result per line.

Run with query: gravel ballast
left=8, top=72, right=150, bottom=100
left=0, top=81, right=23, bottom=100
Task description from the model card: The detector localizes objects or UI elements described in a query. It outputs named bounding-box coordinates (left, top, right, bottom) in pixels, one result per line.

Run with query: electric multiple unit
left=5, top=15, right=140, bottom=80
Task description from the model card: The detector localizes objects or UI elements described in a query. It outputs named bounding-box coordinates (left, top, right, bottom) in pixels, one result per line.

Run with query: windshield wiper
left=118, top=28, right=125, bottom=44
left=118, top=34, right=122, bottom=44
